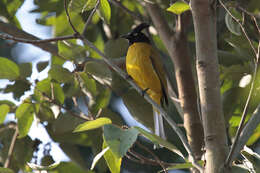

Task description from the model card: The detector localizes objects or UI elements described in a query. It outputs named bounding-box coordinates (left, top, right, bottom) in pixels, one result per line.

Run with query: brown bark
left=146, top=3, right=204, bottom=165
left=190, top=0, right=229, bottom=172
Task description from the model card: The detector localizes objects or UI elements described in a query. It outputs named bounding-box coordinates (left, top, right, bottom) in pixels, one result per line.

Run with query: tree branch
left=4, top=125, right=19, bottom=168
left=0, top=33, right=76, bottom=44
left=229, top=103, right=260, bottom=162
left=0, top=21, right=58, bottom=56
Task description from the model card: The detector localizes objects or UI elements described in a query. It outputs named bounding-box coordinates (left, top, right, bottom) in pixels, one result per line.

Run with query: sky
left=1, top=0, right=70, bottom=163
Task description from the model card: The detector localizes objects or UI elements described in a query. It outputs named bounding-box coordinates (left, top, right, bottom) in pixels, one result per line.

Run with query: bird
left=122, top=23, right=168, bottom=139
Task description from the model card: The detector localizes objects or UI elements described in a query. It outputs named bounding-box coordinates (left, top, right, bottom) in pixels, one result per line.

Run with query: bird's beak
left=120, top=33, right=130, bottom=40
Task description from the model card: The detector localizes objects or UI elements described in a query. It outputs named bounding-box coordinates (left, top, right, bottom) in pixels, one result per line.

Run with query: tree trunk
left=190, top=0, right=229, bottom=172
left=146, top=4, right=204, bottom=171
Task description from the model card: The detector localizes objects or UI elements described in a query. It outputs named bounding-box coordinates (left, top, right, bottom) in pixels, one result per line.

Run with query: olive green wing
left=149, top=49, right=168, bottom=106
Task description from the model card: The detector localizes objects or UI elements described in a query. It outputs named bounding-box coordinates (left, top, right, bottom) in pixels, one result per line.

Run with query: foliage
left=0, top=0, right=259, bottom=172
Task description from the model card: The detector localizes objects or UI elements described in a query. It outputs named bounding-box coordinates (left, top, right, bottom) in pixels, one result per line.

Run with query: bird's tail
left=153, top=107, right=166, bottom=140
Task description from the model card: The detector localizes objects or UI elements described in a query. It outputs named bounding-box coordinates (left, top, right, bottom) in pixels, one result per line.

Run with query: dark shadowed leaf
left=0, top=167, right=14, bottom=173
left=49, top=65, right=74, bottom=83
left=122, top=89, right=153, bottom=130
left=58, top=41, right=87, bottom=61
left=69, top=0, right=86, bottom=13
left=37, top=61, right=49, bottom=72
left=104, top=38, right=128, bottom=58
left=84, top=61, right=112, bottom=86
left=225, top=12, right=241, bottom=36
left=135, top=127, right=184, bottom=158
left=4, top=80, right=31, bottom=100
left=18, top=63, right=32, bottom=78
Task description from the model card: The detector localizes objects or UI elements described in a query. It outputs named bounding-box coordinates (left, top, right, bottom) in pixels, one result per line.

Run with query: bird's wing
left=149, top=49, right=168, bottom=106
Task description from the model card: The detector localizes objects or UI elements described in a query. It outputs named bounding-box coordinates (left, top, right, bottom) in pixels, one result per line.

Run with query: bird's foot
left=141, top=88, right=149, bottom=97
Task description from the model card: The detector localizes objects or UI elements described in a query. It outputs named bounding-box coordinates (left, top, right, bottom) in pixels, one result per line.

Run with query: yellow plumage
left=126, top=42, right=168, bottom=139
left=123, top=23, right=168, bottom=139
left=126, top=43, right=163, bottom=105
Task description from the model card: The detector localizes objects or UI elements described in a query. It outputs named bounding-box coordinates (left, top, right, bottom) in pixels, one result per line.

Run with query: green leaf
left=0, top=57, right=20, bottom=80
left=246, top=125, right=260, bottom=145
left=103, top=139, right=121, bottom=173
left=53, top=82, right=65, bottom=104
left=46, top=11, right=84, bottom=36
left=83, top=0, right=98, bottom=11
left=167, top=161, right=204, bottom=171
left=104, top=38, right=128, bottom=58
left=103, top=124, right=139, bottom=157
left=18, top=63, right=32, bottom=78
left=78, top=72, right=97, bottom=95
left=51, top=162, right=86, bottom=173
left=225, top=12, right=241, bottom=36
left=69, top=0, right=86, bottom=13
left=0, top=167, right=14, bottom=173
left=27, top=162, right=60, bottom=171
left=58, top=41, right=87, bottom=61
left=37, top=103, right=55, bottom=122
left=99, top=0, right=111, bottom=24
left=84, top=61, right=112, bottom=86
left=74, top=117, right=112, bottom=132
left=91, top=87, right=111, bottom=114
left=167, top=1, right=190, bottom=15
left=16, top=103, right=34, bottom=138
left=134, top=127, right=184, bottom=158
left=37, top=61, right=49, bottom=72
left=49, top=65, right=74, bottom=83
left=0, top=104, right=10, bottom=124
left=122, top=90, right=153, bottom=130
left=4, top=80, right=31, bottom=100
left=90, top=146, right=109, bottom=170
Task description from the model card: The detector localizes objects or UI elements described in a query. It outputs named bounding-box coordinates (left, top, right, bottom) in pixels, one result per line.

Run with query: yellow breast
left=126, top=43, right=162, bottom=104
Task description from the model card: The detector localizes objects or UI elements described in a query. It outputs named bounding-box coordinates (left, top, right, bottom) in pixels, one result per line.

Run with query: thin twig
left=109, top=0, right=143, bottom=21
left=0, top=34, right=77, bottom=44
left=252, top=17, right=260, bottom=35
left=39, top=89, right=91, bottom=121
left=219, top=0, right=257, bottom=56
left=128, top=149, right=171, bottom=169
left=136, top=141, right=168, bottom=172
left=64, top=0, right=80, bottom=34
left=82, top=0, right=100, bottom=35
left=4, top=125, right=19, bottom=168
left=0, top=21, right=59, bottom=56
left=220, top=0, right=260, bottom=166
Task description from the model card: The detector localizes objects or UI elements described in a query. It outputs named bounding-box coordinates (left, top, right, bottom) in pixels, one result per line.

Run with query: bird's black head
left=121, top=23, right=150, bottom=45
